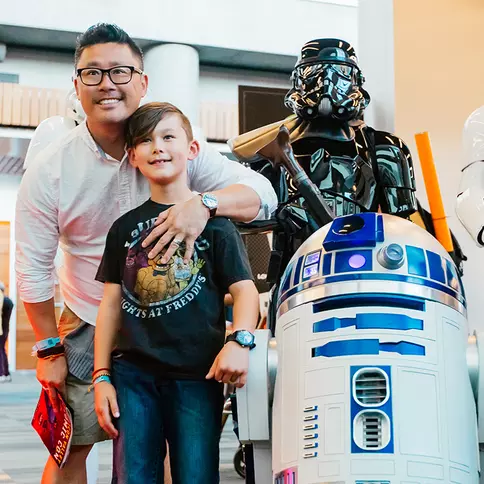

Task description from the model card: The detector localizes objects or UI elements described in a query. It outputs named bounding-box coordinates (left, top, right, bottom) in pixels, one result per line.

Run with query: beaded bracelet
left=92, top=367, right=111, bottom=379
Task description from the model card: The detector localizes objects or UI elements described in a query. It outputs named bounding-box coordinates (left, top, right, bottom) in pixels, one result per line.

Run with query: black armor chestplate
left=286, top=122, right=417, bottom=218
left=291, top=139, right=377, bottom=217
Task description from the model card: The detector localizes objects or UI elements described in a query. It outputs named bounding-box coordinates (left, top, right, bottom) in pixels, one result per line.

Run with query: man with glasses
left=16, top=23, right=277, bottom=484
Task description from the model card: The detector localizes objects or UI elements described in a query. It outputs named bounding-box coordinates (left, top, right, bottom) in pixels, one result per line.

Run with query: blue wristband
left=93, top=375, right=112, bottom=386
left=32, top=336, right=61, bottom=353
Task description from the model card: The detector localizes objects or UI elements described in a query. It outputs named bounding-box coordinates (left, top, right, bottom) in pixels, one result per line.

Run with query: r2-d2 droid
left=238, top=212, right=480, bottom=483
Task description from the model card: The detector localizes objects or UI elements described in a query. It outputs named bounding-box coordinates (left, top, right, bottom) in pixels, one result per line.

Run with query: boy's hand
left=142, top=196, right=209, bottom=263
left=206, top=342, right=250, bottom=388
left=94, top=382, right=120, bottom=439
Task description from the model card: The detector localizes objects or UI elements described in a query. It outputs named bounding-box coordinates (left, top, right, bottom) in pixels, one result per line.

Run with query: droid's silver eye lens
left=378, top=243, right=405, bottom=269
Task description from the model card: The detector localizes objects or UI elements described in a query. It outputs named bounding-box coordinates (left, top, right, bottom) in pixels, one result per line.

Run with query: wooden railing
left=0, top=83, right=68, bottom=127
left=0, top=83, right=239, bottom=141
left=200, top=101, right=238, bottom=142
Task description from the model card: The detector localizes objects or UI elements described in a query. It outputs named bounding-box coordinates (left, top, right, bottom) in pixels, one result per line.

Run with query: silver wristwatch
left=200, top=193, right=218, bottom=218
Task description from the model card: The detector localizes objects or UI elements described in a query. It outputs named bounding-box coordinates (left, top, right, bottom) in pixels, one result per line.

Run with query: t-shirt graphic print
left=122, top=225, right=207, bottom=318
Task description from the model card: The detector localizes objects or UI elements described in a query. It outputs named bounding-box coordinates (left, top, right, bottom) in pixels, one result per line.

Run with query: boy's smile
left=148, top=157, right=172, bottom=166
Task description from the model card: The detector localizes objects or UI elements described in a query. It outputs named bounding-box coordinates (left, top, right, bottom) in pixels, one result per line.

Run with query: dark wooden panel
left=238, top=85, right=291, bottom=135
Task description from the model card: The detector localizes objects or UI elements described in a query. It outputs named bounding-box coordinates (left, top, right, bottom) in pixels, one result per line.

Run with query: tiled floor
left=0, top=372, right=243, bottom=483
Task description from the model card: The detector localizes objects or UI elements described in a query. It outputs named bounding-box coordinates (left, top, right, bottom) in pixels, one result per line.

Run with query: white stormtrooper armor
left=456, top=106, right=484, bottom=246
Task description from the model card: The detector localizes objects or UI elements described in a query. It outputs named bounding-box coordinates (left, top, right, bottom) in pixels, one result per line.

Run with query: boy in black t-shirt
left=93, top=102, right=259, bottom=484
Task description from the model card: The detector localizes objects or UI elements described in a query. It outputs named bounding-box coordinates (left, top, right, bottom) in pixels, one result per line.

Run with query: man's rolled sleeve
left=15, top=154, right=59, bottom=303
left=238, top=170, right=278, bottom=221
left=188, top=140, right=278, bottom=221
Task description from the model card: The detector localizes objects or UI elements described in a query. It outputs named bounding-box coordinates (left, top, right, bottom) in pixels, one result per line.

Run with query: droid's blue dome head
left=277, top=213, right=465, bottom=316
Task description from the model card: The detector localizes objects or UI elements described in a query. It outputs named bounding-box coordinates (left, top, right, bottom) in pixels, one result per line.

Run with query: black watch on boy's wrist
left=225, top=330, right=256, bottom=350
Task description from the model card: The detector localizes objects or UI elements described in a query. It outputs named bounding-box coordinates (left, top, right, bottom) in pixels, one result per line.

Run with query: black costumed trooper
left=233, top=39, right=417, bottom=217
left=282, top=38, right=419, bottom=218
left=229, top=38, right=466, bottom=326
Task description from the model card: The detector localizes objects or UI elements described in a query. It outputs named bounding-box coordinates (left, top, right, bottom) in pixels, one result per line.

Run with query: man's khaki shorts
left=58, top=306, right=110, bottom=446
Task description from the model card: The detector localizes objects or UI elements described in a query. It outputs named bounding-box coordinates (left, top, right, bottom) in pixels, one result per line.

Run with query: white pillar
left=143, top=44, right=200, bottom=128
left=357, top=0, right=395, bottom=132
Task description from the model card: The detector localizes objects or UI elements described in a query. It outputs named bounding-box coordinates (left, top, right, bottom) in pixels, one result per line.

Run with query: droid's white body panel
left=271, top=213, right=478, bottom=483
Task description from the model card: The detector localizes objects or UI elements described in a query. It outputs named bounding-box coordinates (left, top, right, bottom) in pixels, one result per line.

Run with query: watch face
left=202, top=193, right=218, bottom=209
left=237, top=331, right=254, bottom=346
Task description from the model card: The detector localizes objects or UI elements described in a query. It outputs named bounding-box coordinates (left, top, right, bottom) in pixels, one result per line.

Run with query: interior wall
left=2, top=0, right=358, bottom=58
left=199, top=66, right=290, bottom=104
left=0, top=47, right=74, bottom=90
left=392, top=0, right=484, bottom=328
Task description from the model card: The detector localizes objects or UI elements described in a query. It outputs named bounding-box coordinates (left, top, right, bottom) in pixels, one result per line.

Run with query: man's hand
left=206, top=342, right=250, bottom=388
left=37, top=356, right=68, bottom=413
left=142, top=196, right=210, bottom=263
left=94, top=381, right=120, bottom=439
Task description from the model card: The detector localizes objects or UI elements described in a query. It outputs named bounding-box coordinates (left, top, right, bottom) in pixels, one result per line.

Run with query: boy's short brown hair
left=125, top=102, right=193, bottom=148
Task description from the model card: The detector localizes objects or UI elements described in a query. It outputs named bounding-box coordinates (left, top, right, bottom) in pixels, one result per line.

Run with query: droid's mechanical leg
left=236, top=329, right=276, bottom=483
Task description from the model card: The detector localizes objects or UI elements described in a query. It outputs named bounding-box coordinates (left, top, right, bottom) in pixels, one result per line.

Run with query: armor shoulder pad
left=372, top=130, right=412, bottom=157
left=371, top=129, right=417, bottom=215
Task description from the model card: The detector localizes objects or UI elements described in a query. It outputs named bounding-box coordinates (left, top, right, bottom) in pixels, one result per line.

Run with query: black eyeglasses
left=76, top=66, right=144, bottom=86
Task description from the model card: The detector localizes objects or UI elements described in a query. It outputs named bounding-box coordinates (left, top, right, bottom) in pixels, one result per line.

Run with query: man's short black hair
left=75, top=23, right=144, bottom=69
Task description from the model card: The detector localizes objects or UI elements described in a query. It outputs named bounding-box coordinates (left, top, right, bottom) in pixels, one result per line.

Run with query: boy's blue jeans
left=111, top=358, right=224, bottom=484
